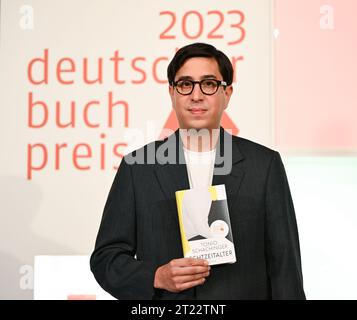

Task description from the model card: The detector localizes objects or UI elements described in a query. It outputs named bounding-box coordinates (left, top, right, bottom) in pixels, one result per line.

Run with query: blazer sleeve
left=265, top=151, right=306, bottom=299
left=90, top=158, right=158, bottom=299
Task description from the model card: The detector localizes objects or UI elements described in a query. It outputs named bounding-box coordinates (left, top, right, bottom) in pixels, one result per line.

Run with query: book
left=175, top=184, right=236, bottom=266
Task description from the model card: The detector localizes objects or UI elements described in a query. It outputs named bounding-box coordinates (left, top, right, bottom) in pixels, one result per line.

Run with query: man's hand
left=153, top=258, right=210, bottom=292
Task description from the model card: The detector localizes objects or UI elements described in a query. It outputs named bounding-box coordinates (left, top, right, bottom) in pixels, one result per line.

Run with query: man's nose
left=191, top=83, right=204, bottom=100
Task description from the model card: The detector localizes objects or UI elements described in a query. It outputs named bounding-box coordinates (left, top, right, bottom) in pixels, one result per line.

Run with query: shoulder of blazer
left=232, top=135, right=278, bottom=161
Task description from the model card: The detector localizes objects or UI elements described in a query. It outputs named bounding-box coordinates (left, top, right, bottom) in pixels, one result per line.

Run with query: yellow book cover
left=175, top=184, right=236, bottom=266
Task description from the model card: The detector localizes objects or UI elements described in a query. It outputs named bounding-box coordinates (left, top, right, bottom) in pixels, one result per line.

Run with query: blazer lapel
left=212, top=128, right=245, bottom=208
left=155, top=164, right=189, bottom=200
left=154, top=130, right=190, bottom=200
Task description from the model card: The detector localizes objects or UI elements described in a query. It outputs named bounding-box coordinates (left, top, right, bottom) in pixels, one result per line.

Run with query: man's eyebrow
left=176, top=75, right=218, bottom=81
left=176, top=76, right=193, bottom=81
left=201, top=74, right=218, bottom=80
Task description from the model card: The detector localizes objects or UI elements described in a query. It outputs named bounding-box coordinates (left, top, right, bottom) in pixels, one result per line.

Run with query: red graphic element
left=159, top=110, right=239, bottom=140
left=275, top=0, right=357, bottom=151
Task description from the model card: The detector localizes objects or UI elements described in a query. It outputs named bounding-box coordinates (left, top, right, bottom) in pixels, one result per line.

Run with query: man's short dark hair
left=167, top=42, right=234, bottom=86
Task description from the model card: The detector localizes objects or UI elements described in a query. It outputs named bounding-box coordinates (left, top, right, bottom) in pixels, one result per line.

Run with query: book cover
left=175, top=184, right=236, bottom=266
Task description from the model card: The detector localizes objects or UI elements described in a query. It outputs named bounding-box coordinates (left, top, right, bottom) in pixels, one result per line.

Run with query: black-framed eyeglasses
left=172, top=79, right=227, bottom=96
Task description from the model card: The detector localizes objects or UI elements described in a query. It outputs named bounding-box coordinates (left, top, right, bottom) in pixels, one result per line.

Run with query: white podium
left=34, top=255, right=116, bottom=300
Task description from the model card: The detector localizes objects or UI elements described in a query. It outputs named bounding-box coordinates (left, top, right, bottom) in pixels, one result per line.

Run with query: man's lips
left=188, top=108, right=207, bottom=115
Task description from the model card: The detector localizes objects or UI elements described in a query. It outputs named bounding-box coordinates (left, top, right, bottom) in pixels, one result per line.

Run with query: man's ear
left=224, top=85, right=233, bottom=109
left=225, top=85, right=233, bottom=97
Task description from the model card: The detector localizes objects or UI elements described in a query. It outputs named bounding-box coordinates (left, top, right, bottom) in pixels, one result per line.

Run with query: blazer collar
left=155, top=127, right=245, bottom=200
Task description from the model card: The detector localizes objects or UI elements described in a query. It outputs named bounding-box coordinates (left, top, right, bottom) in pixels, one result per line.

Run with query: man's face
left=169, top=57, right=233, bottom=130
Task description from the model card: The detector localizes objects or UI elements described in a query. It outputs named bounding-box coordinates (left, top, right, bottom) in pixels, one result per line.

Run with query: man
left=90, top=43, right=306, bottom=300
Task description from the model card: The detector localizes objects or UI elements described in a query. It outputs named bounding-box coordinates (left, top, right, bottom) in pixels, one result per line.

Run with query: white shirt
left=183, top=147, right=216, bottom=189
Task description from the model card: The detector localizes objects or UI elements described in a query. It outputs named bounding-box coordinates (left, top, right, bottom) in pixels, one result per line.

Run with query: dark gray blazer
left=90, top=128, right=305, bottom=300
